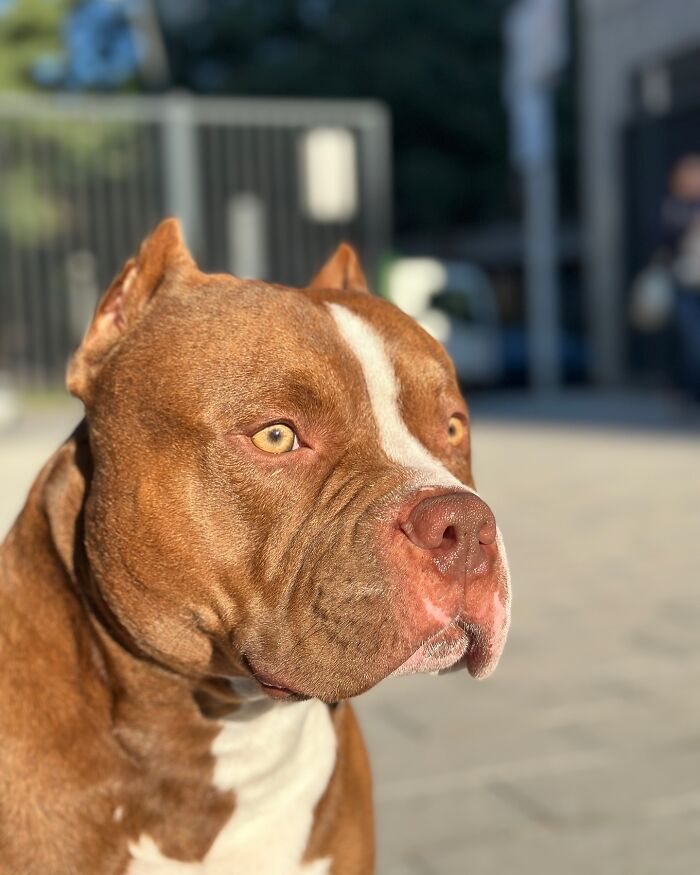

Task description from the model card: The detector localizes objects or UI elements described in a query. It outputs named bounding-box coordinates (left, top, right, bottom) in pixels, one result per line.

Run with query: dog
left=0, top=219, right=510, bottom=874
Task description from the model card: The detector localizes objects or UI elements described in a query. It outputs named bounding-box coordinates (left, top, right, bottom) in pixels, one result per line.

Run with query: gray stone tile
left=419, top=811, right=700, bottom=875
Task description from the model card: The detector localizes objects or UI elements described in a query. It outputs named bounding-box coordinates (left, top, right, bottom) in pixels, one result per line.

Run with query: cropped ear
left=67, top=218, right=194, bottom=403
left=308, top=243, right=370, bottom=294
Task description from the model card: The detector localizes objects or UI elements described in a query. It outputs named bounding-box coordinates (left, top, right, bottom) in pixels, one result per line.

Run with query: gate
left=0, top=94, right=391, bottom=385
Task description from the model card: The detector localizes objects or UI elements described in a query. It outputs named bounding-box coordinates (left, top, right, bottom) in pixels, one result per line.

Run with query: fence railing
left=0, top=94, right=392, bottom=386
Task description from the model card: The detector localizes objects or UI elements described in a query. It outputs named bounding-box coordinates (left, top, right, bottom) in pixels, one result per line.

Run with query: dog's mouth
left=390, top=617, right=498, bottom=680
left=241, top=654, right=310, bottom=702
left=239, top=596, right=507, bottom=700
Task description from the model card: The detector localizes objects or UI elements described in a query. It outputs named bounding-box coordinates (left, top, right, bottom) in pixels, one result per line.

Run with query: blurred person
left=631, top=154, right=700, bottom=400
left=666, top=155, right=700, bottom=400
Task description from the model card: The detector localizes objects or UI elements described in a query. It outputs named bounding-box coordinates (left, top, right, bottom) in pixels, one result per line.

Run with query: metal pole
left=162, top=97, right=203, bottom=259
left=504, top=0, right=566, bottom=392
left=522, top=95, right=561, bottom=390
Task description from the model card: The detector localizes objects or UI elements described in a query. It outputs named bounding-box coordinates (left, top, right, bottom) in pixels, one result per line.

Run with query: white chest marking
left=327, top=303, right=469, bottom=492
left=127, top=699, right=336, bottom=875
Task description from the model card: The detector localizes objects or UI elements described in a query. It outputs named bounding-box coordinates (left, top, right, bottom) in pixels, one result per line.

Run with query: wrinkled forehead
left=185, top=281, right=461, bottom=420
left=306, top=287, right=459, bottom=396
left=306, top=289, right=469, bottom=490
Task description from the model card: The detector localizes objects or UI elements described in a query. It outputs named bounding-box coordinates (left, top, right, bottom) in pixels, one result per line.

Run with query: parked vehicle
left=385, top=258, right=504, bottom=386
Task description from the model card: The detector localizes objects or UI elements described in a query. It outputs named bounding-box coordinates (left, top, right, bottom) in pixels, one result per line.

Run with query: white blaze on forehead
left=327, top=302, right=469, bottom=491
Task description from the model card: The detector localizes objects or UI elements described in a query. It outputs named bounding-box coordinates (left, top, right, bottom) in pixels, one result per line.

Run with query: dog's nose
left=401, top=492, right=496, bottom=581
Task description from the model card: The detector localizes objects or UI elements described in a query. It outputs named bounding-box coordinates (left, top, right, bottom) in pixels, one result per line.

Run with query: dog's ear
left=308, top=243, right=370, bottom=294
left=67, top=218, right=194, bottom=402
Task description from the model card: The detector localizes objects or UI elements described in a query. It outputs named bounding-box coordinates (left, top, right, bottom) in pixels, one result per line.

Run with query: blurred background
left=1, top=1, right=699, bottom=873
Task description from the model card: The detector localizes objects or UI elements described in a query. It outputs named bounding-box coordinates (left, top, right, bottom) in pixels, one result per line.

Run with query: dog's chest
left=127, top=699, right=337, bottom=875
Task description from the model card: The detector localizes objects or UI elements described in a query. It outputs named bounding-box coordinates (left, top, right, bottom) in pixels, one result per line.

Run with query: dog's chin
left=390, top=621, right=471, bottom=677
left=390, top=619, right=503, bottom=680
left=236, top=616, right=505, bottom=704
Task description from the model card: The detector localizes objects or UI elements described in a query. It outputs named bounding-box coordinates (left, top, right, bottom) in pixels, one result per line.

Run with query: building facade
left=579, top=0, right=700, bottom=383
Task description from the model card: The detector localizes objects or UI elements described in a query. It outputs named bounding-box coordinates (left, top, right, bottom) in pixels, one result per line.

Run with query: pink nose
left=400, top=492, right=496, bottom=583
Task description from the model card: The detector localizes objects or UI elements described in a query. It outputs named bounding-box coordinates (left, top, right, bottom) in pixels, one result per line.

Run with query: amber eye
left=251, top=423, right=299, bottom=454
left=447, top=415, right=466, bottom=446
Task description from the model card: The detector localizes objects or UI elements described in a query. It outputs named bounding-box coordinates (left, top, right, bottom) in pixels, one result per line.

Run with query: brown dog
left=0, top=220, right=510, bottom=874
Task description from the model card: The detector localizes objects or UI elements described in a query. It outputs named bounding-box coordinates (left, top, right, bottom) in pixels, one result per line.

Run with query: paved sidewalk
left=1, top=392, right=699, bottom=874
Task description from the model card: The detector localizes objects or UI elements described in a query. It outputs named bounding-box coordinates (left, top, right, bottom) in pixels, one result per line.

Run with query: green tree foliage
left=0, top=0, right=70, bottom=91
left=0, top=2, right=141, bottom=244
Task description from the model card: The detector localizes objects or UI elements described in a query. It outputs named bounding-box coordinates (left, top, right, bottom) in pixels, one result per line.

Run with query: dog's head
left=67, top=219, right=510, bottom=702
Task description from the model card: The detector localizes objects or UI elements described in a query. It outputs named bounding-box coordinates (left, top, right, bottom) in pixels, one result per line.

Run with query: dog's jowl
left=0, top=219, right=510, bottom=874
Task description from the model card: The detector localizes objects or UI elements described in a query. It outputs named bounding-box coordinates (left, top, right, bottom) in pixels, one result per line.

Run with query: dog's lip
left=438, top=619, right=505, bottom=680
left=391, top=617, right=493, bottom=679
left=391, top=618, right=470, bottom=677
left=241, top=654, right=309, bottom=701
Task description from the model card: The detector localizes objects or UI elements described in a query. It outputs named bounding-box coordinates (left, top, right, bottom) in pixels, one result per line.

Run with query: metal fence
left=0, top=94, right=392, bottom=386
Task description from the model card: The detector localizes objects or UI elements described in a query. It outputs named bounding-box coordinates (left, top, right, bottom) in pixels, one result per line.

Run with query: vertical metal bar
left=35, top=121, right=63, bottom=382
left=523, top=146, right=562, bottom=390
left=358, top=112, right=393, bottom=289
left=216, top=124, right=230, bottom=272
left=251, top=124, right=275, bottom=280
left=162, top=97, right=203, bottom=258
left=228, top=192, right=268, bottom=281
left=199, top=124, right=212, bottom=266
left=227, top=123, right=270, bottom=281
left=90, top=119, right=112, bottom=293
left=269, top=126, right=292, bottom=283
left=5, top=122, right=25, bottom=384
left=223, top=122, right=235, bottom=272
left=19, top=123, right=46, bottom=385
left=69, top=119, right=97, bottom=351
left=291, top=125, right=313, bottom=287
left=54, top=117, right=76, bottom=373
left=285, top=127, right=305, bottom=287
left=214, top=123, right=229, bottom=271
left=141, top=122, right=160, bottom=230
left=237, top=123, right=250, bottom=273
left=213, top=123, right=230, bottom=272
left=0, top=122, right=21, bottom=380
left=125, top=123, right=143, bottom=252
left=107, top=122, right=129, bottom=269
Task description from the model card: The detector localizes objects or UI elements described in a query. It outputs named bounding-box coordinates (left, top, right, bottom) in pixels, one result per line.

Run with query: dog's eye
left=251, top=424, right=299, bottom=454
left=447, top=415, right=465, bottom=446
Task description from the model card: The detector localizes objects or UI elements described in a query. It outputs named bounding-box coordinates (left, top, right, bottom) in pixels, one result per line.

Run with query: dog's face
left=68, top=220, right=510, bottom=702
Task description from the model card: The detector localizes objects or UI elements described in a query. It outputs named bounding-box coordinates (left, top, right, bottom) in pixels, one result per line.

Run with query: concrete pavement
left=1, top=392, right=699, bottom=873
